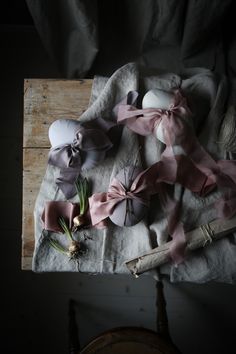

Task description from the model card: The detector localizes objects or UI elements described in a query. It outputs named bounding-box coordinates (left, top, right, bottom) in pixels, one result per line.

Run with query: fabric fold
left=42, top=201, right=80, bottom=233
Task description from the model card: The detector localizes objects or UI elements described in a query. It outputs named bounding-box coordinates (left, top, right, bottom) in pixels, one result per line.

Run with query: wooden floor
left=22, top=79, right=93, bottom=269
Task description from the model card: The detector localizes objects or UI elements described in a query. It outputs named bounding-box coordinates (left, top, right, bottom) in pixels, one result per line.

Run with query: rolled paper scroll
left=48, top=119, right=113, bottom=198
left=125, top=216, right=236, bottom=276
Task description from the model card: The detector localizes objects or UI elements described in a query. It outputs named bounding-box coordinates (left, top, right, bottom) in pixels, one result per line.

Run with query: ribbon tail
left=216, top=192, right=236, bottom=219
left=131, top=154, right=216, bottom=197
left=159, top=186, right=186, bottom=265
left=56, top=168, right=79, bottom=199
left=112, top=90, right=139, bottom=118
left=89, top=193, right=122, bottom=227
left=169, top=222, right=187, bottom=265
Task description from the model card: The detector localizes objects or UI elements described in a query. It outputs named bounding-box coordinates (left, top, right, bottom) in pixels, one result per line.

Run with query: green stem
left=49, top=238, right=68, bottom=254
left=58, top=217, right=74, bottom=242
left=75, top=178, right=89, bottom=215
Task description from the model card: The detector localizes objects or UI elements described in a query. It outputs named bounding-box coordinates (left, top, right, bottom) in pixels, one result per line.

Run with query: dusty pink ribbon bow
left=89, top=176, right=149, bottom=227
left=117, top=90, right=191, bottom=143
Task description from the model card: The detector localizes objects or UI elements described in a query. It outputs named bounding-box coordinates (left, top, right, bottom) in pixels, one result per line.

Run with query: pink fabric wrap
left=89, top=155, right=216, bottom=229
left=42, top=201, right=80, bottom=232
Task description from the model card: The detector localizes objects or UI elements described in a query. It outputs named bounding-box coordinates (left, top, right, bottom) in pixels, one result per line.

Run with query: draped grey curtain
left=26, top=0, right=236, bottom=78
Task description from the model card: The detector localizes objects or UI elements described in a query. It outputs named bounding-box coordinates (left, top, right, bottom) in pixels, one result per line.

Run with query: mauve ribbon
left=117, top=90, right=191, bottom=138
left=89, top=155, right=216, bottom=228
left=48, top=126, right=113, bottom=199
left=42, top=201, right=80, bottom=233
left=117, top=89, right=236, bottom=263
left=163, top=123, right=236, bottom=218
left=89, top=177, right=149, bottom=227
left=118, top=90, right=236, bottom=209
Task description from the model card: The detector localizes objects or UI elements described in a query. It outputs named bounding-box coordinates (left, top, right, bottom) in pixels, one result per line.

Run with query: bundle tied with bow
left=48, top=119, right=113, bottom=199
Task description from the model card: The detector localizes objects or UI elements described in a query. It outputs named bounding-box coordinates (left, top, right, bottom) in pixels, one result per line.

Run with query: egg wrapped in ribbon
left=142, top=89, right=191, bottom=150
left=142, top=89, right=175, bottom=144
left=109, top=167, right=149, bottom=227
left=49, top=119, right=112, bottom=170
left=48, top=119, right=113, bottom=198
left=89, top=166, right=150, bottom=227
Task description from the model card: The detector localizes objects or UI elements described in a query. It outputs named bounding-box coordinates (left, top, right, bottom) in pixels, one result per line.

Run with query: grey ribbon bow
left=48, top=125, right=113, bottom=199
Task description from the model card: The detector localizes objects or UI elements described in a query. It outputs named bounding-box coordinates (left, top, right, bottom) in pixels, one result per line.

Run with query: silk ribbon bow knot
left=89, top=176, right=150, bottom=227
left=48, top=132, right=82, bottom=169
left=108, top=178, right=150, bottom=204
left=48, top=126, right=113, bottom=199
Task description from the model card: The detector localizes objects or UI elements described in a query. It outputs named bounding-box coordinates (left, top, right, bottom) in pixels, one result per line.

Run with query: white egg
left=142, top=89, right=174, bottom=110
left=142, top=89, right=175, bottom=144
left=48, top=119, right=81, bottom=147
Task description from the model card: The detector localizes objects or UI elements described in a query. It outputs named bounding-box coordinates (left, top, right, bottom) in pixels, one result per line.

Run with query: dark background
left=1, top=1, right=236, bottom=353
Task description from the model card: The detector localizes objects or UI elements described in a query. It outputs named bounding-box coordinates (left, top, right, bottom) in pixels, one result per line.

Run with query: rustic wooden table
left=22, top=79, right=93, bottom=270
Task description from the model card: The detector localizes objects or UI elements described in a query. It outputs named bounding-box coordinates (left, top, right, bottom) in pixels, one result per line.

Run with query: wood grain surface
left=22, top=79, right=93, bottom=270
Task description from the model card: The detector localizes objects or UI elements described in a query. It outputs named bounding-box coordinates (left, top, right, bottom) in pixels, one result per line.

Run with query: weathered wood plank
left=22, top=79, right=92, bottom=270
left=23, top=79, right=93, bottom=148
left=22, top=148, right=48, bottom=268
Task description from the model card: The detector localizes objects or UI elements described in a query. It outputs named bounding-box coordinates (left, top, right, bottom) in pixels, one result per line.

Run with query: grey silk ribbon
left=47, top=92, right=138, bottom=199
left=48, top=125, right=113, bottom=199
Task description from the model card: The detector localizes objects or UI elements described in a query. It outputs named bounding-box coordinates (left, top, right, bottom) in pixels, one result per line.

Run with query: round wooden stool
left=69, top=281, right=181, bottom=354
left=80, top=327, right=180, bottom=354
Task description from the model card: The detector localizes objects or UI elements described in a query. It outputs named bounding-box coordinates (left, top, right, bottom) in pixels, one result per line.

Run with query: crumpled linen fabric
left=33, top=62, right=236, bottom=284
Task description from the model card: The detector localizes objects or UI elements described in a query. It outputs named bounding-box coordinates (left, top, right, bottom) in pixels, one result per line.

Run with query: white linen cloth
left=33, top=63, right=236, bottom=283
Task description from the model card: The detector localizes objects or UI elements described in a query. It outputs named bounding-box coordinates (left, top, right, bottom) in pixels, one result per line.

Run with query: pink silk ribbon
left=89, top=177, right=150, bottom=227
left=117, top=89, right=236, bottom=263
left=89, top=155, right=216, bottom=229
left=117, top=89, right=191, bottom=139
left=42, top=201, right=80, bottom=233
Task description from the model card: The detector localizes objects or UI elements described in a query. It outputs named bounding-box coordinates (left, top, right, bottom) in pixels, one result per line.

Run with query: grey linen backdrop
left=33, top=62, right=236, bottom=283
left=26, top=0, right=236, bottom=78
